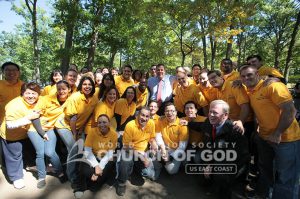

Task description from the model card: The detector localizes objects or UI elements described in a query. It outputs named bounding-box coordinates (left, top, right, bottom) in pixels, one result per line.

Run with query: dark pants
left=74, top=161, right=114, bottom=192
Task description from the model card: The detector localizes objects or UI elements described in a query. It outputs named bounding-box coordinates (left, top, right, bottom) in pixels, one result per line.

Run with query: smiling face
left=122, top=66, right=132, bottom=80
left=247, top=57, right=262, bottom=69
left=208, top=72, right=224, bottom=88
left=3, top=64, right=20, bottom=84
left=95, top=73, right=103, bottom=85
left=176, top=72, right=188, bottom=87
left=199, top=72, right=209, bottom=87
left=98, top=115, right=110, bottom=134
left=149, top=101, right=158, bottom=116
left=137, top=108, right=150, bottom=128
left=184, top=103, right=197, bottom=119
left=66, top=70, right=78, bottom=87
left=192, top=66, right=201, bottom=77
left=22, top=89, right=39, bottom=105
left=106, top=88, right=117, bottom=104
left=156, top=65, right=165, bottom=80
left=53, top=72, right=63, bottom=83
left=164, top=104, right=177, bottom=123
left=220, top=60, right=233, bottom=74
left=240, top=66, right=260, bottom=89
left=81, top=79, right=93, bottom=96
left=209, top=103, right=228, bottom=126
left=57, top=82, right=70, bottom=102
left=125, top=87, right=135, bottom=102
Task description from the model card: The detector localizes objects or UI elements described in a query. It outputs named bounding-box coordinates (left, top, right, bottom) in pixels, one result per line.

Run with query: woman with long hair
left=41, top=69, right=63, bottom=96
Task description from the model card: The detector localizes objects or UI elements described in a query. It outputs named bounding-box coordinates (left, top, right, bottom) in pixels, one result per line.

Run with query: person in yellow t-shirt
left=0, top=62, right=23, bottom=124
left=41, top=69, right=63, bottom=96
left=149, top=100, right=160, bottom=131
left=220, top=59, right=240, bottom=82
left=174, top=71, right=208, bottom=117
left=114, top=65, right=134, bottom=96
left=246, top=54, right=285, bottom=83
left=73, top=114, right=117, bottom=198
left=155, top=102, right=188, bottom=175
left=198, top=69, right=218, bottom=105
left=208, top=70, right=249, bottom=134
left=240, top=64, right=300, bottom=199
left=180, top=101, right=206, bottom=164
left=114, top=86, right=137, bottom=132
left=98, top=73, right=115, bottom=100
left=191, top=64, right=201, bottom=85
left=89, top=86, right=119, bottom=132
left=116, top=107, right=159, bottom=196
left=135, top=77, right=149, bottom=110
left=0, top=82, right=42, bottom=189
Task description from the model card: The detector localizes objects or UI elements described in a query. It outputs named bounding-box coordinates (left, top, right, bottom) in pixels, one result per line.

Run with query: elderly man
left=240, top=64, right=300, bottom=199
left=148, top=64, right=176, bottom=115
left=116, top=107, right=159, bottom=196
left=187, top=100, right=249, bottom=199
left=114, top=65, right=134, bottom=96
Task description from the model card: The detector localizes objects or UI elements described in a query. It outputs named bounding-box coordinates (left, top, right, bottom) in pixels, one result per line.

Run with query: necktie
left=212, top=126, right=216, bottom=141
left=157, top=80, right=163, bottom=105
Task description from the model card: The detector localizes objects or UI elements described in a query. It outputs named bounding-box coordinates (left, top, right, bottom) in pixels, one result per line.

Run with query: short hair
left=156, top=63, right=165, bottom=69
left=50, top=69, right=63, bottom=85
left=66, top=68, right=78, bottom=76
left=210, top=100, right=230, bottom=114
left=21, top=82, right=41, bottom=96
left=149, top=100, right=158, bottom=105
left=164, top=102, right=176, bottom=111
left=184, top=101, right=197, bottom=110
left=239, top=64, right=257, bottom=73
left=97, top=114, right=110, bottom=122
left=221, top=58, right=232, bottom=65
left=246, top=54, right=263, bottom=62
left=103, top=86, right=120, bottom=101
left=123, top=64, right=133, bottom=72
left=207, top=70, right=222, bottom=77
left=121, top=86, right=137, bottom=103
left=200, top=68, right=209, bottom=74
left=1, top=62, right=20, bottom=72
left=80, top=67, right=89, bottom=73
left=56, top=80, right=70, bottom=89
left=77, top=76, right=96, bottom=97
left=139, top=106, right=150, bottom=113
left=192, top=64, right=201, bottom=70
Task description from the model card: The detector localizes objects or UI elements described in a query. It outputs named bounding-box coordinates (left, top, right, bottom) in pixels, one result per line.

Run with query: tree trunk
left=284, top=10, right=300, bottom=81
left=225, top=24, right=234, bottom=59
left=210, top=35, right=216, bottom=70
left=202, top=36, right=207, bottom=67
left=237, top=32, right=243, bottom=66
left=274, top=39, right=280, bottom=69
left=109, top=48, right=117, bottom=67
left=61, top=26, right=74, bottom=74
left=86, top=29, right=98, bottom=71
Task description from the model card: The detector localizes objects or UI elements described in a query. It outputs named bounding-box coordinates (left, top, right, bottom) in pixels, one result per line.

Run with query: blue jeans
left=27, top=130, right=63, bottom=179
left=255, top=135, right=300, bottom=199
left=56, top=128, right=75, bottom=153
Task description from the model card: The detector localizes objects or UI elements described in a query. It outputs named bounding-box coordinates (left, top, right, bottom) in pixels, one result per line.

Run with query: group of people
left=0, top=54, right=299, bottom=199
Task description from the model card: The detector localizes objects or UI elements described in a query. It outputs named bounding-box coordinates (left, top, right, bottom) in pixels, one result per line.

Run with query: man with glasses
left=155, top=102, right=188, bottom=175
left=114, top=65, right=134, bottom=96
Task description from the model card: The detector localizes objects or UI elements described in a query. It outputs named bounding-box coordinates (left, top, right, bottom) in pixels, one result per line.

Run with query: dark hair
left=97, top=114, right=110, bottom=122
left=192, top=64, right=201, bottom=70
left=98, top=73, right=115, bottom=99
left=207, top=70, right=222, bottom=77
left=184, top=101, right=197, bottom=110
left=132, top=69, right=143, bottom=81
left=1, top=62, right=20, bottom=72
left=139, top=106, right=150, bottom=113
left=103, top=86, right=120, bottom=102
left=56, top=80, right=70, bottom=89
left=123, top=64, right=133, bottom=72
left=239, top=64, right=257, bottom=73
left=246, top=54, right=263, bottom=62
left=69, top=63, right=78, bottom=71
left=21, top=82, right=41, bottom=96
left=221, top=58, right=232, bottom=65
left=148, top=100, right=158, bottom=105
left=65, top=68, right=78, bottom=76
left=164, top=102, right=175, bottom=111
left=77, top=76, right=96, bottom=97
left=50, top=69, right=63, bottom=85
left=156, top=63, right=165, bottom=69
left=121, top=86, right=137, bottom=103
left=80, top=67, right=89, bottom=73
left=200, top=68, right=209, bottom=74
left=95, top=68, right=102, bottom=73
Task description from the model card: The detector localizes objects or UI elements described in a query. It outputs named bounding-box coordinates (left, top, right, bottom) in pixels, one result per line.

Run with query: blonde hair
left=210, top=100, right=230, bottom=114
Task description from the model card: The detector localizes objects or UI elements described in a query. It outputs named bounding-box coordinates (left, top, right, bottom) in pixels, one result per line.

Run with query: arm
left=70, top=115, right=78, bottom=138
left=232, top=103, right=250, bottom=134
left=171, top=140, right=188, bottom=159
left=267, top=101, right=296, bottom=143
left=84, top=147, right=98, bottom=167
left=99, top=150, right=114, bottom=170
left=6, top=110, right=40, bottom=129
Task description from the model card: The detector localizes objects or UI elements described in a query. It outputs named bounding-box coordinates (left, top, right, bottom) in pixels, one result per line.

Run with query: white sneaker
left=74, top=191, right=84, bottom=199
left=13, top=179, right=25, bottom=189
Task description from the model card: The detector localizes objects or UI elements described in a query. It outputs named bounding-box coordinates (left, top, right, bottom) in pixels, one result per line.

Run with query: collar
left=247, top=79, right=264, bottom=93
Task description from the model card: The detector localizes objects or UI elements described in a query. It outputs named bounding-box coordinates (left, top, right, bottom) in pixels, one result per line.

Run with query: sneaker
left=74, top=191, right=84, bottom=199
left=13, top=179, right=25, bottom=189
left=116, top=183, right=126, bottom=196
left=37, top=178, right=46, bottom=189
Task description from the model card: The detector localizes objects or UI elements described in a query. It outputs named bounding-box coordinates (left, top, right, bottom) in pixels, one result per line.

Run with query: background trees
left=1, top=0, right=299, bottom=83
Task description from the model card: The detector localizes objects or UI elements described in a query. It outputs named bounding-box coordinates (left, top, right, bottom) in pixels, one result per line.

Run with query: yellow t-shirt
left=85, top=127, right=118, bottom=158
left=247, top=80, right=300, bottom=142
left=58, top=91, right=99, bottom=130
left=216, top=81, right=249, bottom=120
left=198, top=84, right=218, bottom=104
left=182, top=116, right=207, bottom=145
left=114, top=98, right=136, bottom=125
left=222, top=70, right=240, bottom=82
left=41, top=85, right=55, bottom=96
left=174, top=83, right=208, bottom=113
left=0, top=80, right=23, bottom=124
left=0, top=96, right=35, bottom=141
left=123, top=119, right=156, bottom=152
left=156, top=117, right=189, bottom=150
left=258, top=66, right=284, bottom=79
left=135, top=87, right=149, bottom=109
left=114, top=75, right=134, bottom=96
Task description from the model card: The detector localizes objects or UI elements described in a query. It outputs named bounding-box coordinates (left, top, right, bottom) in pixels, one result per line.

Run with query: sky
left=0, top=0, right=51, bottom=33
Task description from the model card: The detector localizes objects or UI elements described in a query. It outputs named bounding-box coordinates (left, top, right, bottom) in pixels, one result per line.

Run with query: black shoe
left=116, top=183, right=126, bottom=196
left=58, top=174, right=68, bottom=183
left=37, top=179, right=46, bottom=189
